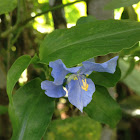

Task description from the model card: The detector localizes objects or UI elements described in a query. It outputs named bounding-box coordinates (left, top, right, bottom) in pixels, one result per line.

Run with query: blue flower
left=41, top=56, right=118, bottom=112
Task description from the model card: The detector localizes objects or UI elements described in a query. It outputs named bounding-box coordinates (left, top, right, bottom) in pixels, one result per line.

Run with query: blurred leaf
left=89, top=66, right=121, bottom=87
left=120, top=95, right=140, bottom=118
left=0, top=105, right=8, bottom=115
left=84, top=86, right=121, bottom=128
left=122, top=57, right=135, bottom=79
left=119, top=59, right=140, bottom=95
left=76, top=16, right=97, bottom=25
left=39, top=19, right=140, bottom=67
left=63, top=0, right=81, bottom=24
left=45, top=116, right=102, bottom=140
left=121, top=6, right=137, bottom=21
left=105, top=0, right=139, bottom=10
left=9, top=78, right=55, bottom=140
left=7, top=55, right=31, bottom=103
left=0, top=0, right=17, bottom=15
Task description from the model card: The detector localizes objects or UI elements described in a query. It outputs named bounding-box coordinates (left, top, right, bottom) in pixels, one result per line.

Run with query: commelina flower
left=41, top=56, right=119, bottom=112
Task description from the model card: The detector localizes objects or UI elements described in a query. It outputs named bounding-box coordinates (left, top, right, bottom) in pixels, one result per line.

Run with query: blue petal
left=41, top=80, right=66, bottom=98
left=79, top=58, right=95, bottom=75
left=67, top=76, right=95, bottom=112
left=82, top=56, right=119, bottom=75
left=49, top=59, right=81, bottom=85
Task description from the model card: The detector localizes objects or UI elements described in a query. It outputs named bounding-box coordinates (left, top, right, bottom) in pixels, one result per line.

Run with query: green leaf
left=122, top=57, right=135, bottom=79
left=45, top=116, right=102, bottom=140
left=76, top=16, right=97, bottom=25
left=89, top=66, right=121, bottom=87
left=119, top=58, right=140, bottom=95
left=0, top=105, right=8, bottom=115
left=9, top=78, right=55, bottom=140
left=84, top=86, right=121, bottom=128
left=0, top=0, right=17, bottom=15
left=105, top=0, right=139, bottom=10
left=7, top=55, right=31, bottom=103
left=39, top=19, right=140, bottom=67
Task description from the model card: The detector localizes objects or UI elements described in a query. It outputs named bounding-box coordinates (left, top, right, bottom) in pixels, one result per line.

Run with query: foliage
left=0, top=0, right=17, bottom=15
left=105, top=0, right=140, bottom=10
left=39, top=19, right=140, bottom=67
left=0, top=0, right=140, bottom=139
left=84, top=86, right=121, bottom=128
left=9, top=78, right=55, bottom=140
left=45, top=116, right=102, bottom=140
left=119, top=58, right=140, bottom=95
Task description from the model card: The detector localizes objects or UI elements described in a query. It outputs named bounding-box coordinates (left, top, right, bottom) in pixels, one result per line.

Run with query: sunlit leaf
left=7, top=55, right=31, bottom=103
left=84, top=86, right=121, bottom=128
left=39, top=19, right=140, bottom=67
left=45, top=116, right=102, bottom=140
left=0, top=0, right=17, bottom=15
left=105, top=0, right=140, bottom=10
left=7, top=55, right=39, bottom=104
left=9, top=78, right=55, bottom=140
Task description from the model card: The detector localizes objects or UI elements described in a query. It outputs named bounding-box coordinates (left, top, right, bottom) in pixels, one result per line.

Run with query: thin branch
left=1, top=0, right=86, bottom=38
left=23, top=0, right=86, bottom=25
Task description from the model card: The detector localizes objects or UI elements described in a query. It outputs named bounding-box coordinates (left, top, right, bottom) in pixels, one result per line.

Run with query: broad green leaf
left=7, top=55, right=31, bottom=103
left=120, top=95, right=140, bottom=118
left=9, top=78, right=55, bottom=140
left=105, top=0, right=140, bottom=10
left=0, top=0, right=17, bottom=15
left=45, top=116, right=102, bottom=140
left=39, top=19, right=140, bottom=67
left=0, top=105, right=8, bottom=115
left=84, top=86, right=121, bottom=128
left=119, top=59, right=140, bottom=95
left=89, top=67, right=121, bottom=87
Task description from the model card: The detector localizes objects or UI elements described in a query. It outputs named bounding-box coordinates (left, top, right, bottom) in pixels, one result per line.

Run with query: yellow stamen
left=74, top=76, right=78, bottom=80
left=81, top=79, right=89, bottom=91
left=86, top=74, right=89, bottom=77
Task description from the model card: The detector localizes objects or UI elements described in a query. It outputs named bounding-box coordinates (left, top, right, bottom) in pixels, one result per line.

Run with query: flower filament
left=74, top=76, right=78, bottom=80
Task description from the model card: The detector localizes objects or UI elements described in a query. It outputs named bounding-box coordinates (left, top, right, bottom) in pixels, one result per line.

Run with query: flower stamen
left=74, top=76, right=78, bottom=80
left=81, top=79, right=89, bottom=91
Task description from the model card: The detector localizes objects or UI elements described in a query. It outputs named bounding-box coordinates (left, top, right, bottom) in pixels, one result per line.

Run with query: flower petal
left=49, top=59, right=81, bottom=85
left=79, top=58, right=95, bottom=75
left=68, top=77, right=95, bottom=112
left=41, top=80, right=66, bottom=98
left=82, top=56, right=119, bottom=75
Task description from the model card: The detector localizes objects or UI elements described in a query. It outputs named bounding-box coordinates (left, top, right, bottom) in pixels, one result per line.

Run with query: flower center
left=81, top=79, right=89, bottom=91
